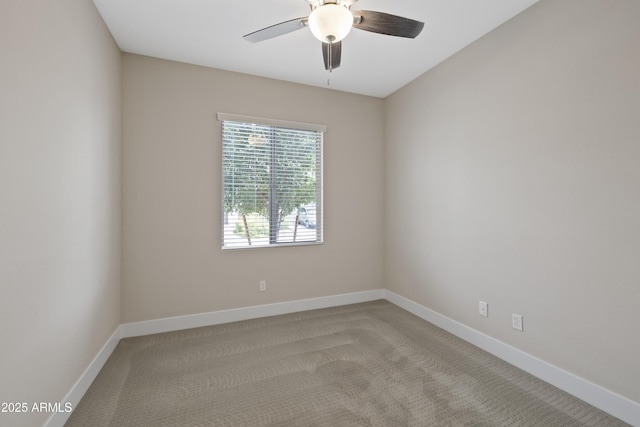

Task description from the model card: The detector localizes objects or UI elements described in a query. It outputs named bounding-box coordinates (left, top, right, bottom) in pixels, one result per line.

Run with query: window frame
left=218, top=113, right=325, bottom=250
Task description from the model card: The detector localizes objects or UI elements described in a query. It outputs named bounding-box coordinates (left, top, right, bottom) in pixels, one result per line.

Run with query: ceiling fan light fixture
left=308, top=4, right=353, bottom=43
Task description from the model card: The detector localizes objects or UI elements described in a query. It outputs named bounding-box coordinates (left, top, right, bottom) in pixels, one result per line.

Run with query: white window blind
left=219, top=113, right=324, bottom=249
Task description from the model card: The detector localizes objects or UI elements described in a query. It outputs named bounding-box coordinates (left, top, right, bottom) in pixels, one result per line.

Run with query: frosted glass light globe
left=308, top=4, right=353, bottom=43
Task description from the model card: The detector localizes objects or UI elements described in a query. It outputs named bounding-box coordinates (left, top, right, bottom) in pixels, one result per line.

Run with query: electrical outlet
left=259, top=280, right=266, bottom=292
left=479, top=301, right=488, bottom=317
left=512, top=313, right=523, bottom=331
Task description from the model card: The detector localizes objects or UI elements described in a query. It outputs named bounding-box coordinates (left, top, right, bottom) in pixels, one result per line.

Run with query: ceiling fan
left=243, top=0, right=424, bottom=71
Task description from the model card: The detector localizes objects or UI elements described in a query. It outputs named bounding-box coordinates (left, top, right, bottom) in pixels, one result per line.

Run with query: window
left=218, top=113, right=324, bottom=249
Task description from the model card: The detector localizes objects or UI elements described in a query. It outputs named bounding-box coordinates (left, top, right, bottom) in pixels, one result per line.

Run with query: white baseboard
left=383, top=290, right=640, bottom=427
left=45, top=326, right=122, bottom=427
left=120, top=289, right=386, bottom=338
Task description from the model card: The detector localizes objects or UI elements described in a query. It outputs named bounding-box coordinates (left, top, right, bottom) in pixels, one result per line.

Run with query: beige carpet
left=66, top=300, right=628, bottom=426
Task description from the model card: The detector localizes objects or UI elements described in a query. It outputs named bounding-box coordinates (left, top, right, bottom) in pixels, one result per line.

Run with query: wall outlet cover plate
left=479, top=301, right=488, bottom=317
left=512, top=313, right=523, bottom=331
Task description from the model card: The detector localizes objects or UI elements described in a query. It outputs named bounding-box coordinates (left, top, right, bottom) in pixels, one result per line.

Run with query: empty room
left=1, top=0, right=639, bottom=426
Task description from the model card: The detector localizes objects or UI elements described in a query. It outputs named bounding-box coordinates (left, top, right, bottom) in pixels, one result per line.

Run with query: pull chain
left=327, top=40, right=332, bottom=86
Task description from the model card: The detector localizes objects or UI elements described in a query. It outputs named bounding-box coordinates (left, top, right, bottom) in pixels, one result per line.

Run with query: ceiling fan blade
left=322, top=41, right=342, bottom=71
left=243, top=17, right=308, bottom=43
left=352, top=10, right=424, bottom=39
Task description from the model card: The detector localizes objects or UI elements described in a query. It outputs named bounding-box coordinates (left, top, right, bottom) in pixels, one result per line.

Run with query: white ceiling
left=92, top=0, right=539, bottom=98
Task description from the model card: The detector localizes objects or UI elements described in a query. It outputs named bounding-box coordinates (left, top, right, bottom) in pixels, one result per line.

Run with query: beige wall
left=121, top=54, right=385, bottom=323
left=385, top=0, right=640, bottom=403
left=0, top=1, right=121, bottom=426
